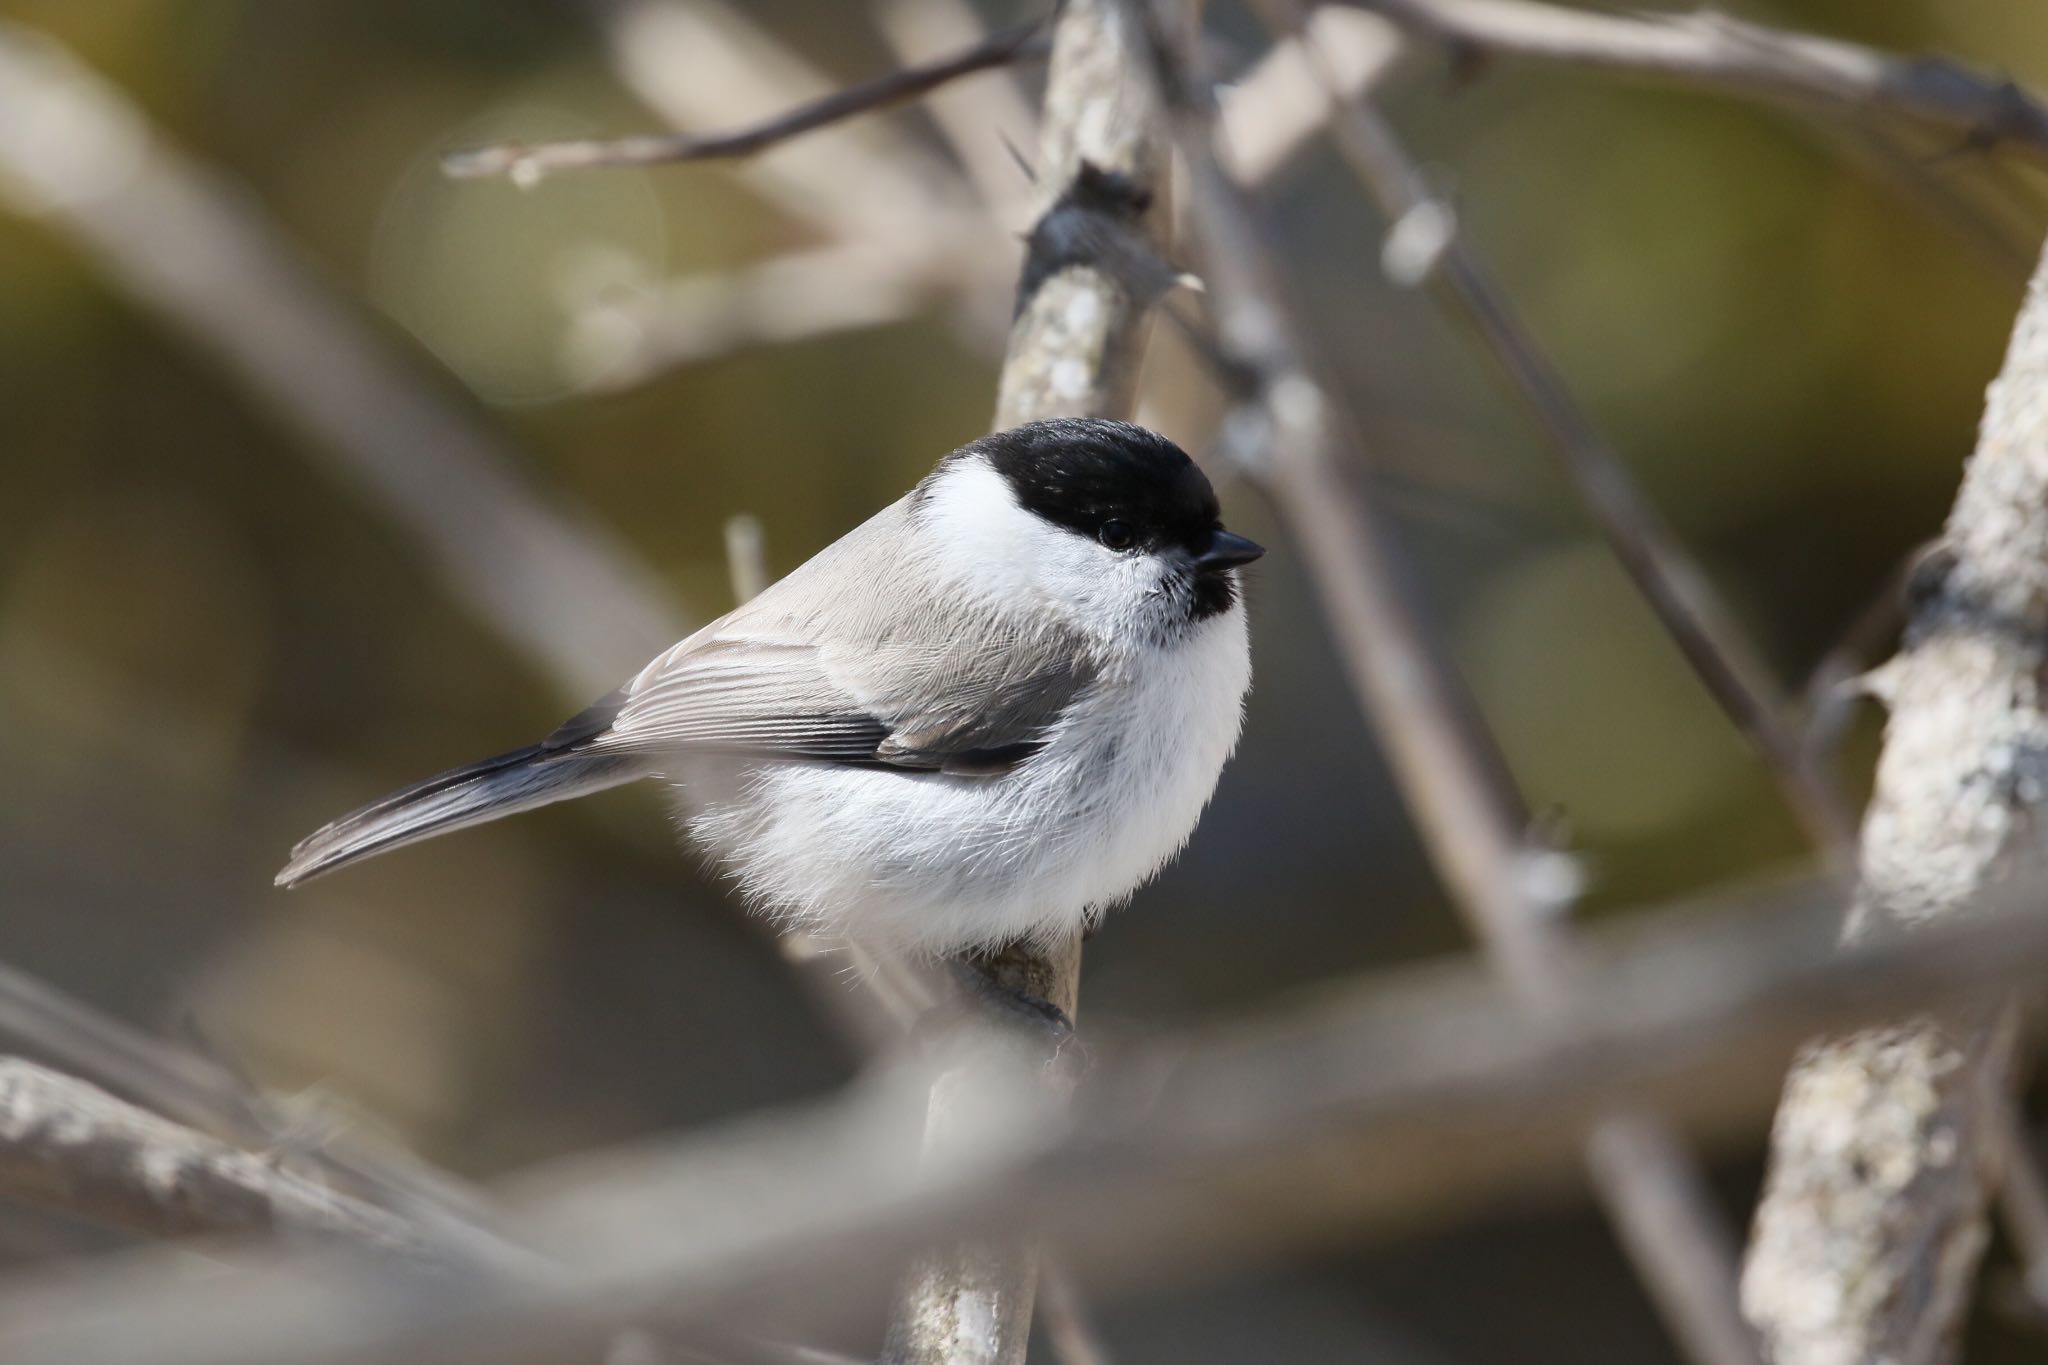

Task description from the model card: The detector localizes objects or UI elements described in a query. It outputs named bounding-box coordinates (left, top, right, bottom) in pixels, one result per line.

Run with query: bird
left=277, top=418, right=1263, bottom=962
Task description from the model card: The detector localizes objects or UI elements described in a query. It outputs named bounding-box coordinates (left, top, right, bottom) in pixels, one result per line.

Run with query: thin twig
left=873, top=0, right=1043, bottom=213
left=1804, top=120, right=2041, bottom=284
left=1265, top=0, right=1859, bottom=861
left=1797, top=549, right=1914, bottom=764
left=1348, top=0, right=2048, bottom=166
left=442, top=18, right=1051, bottom=184
left=594, top=0, right=966, bottom=245
left=560, top=7, right=1404, bottom=393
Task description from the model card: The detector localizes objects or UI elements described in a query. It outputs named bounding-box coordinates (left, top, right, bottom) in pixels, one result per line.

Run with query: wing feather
left=570, top=501, right=1099, bottom=774
left=588, top=628, right=1094, bottom=774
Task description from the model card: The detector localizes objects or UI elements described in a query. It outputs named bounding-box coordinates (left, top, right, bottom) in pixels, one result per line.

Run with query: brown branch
left=1741, top=234, right=2048, bottom=1365
left=1347, top=0, right=2048, bottom=165
left=441, top=17, right=1050, bottom=184
left=15, top=878, right=2048, bottom=1365
left=1129, top=7, right=1766, bottom=1365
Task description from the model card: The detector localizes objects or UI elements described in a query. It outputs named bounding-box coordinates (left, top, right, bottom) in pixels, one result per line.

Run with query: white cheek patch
left=916, top=456, right=1133, bottom=620
left=918, top=456, right=1049, bottom=603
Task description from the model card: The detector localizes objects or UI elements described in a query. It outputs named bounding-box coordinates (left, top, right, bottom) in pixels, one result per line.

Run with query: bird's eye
left=1098, top=519, right=1135, bottom=551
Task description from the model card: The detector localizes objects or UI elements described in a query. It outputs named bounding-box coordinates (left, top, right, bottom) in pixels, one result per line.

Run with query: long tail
left=275, top=745, right=644, bottom=888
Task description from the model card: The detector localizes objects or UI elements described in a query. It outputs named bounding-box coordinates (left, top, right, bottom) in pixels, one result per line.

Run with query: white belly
left=672, top=607, right=1251, bottom=957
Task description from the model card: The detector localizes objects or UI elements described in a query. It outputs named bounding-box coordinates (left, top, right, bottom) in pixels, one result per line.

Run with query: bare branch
left=0, top=1058, right=422, bottom=1254
left=873, top=0, right=1043, bottom=212
left=1263, top=0, right=1859, bottom=860
left=594, top=0, right=965, bottom=245
left=1348, top=0, right=2048, bottom=164
left=1742, top=232, right=2048, bottom=1365
left=15, top=880, right=2048, bottom=1365
left=442, top=18, right=1049, bottom=184
left=561, top=7, right=1403, bottom=393
left=0, top=22, right=681, bottom=699
left=0, top=958, right=521, bottom=1268
left=1130, top=8, right=1763, bottom=1364
left=561, top=239, right=977, bottom=391
left=1219, top=7, right=1409, bottom=186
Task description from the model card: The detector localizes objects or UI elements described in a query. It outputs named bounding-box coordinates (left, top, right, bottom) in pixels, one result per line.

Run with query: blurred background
left=2, top=0, right=2046, bottom=1359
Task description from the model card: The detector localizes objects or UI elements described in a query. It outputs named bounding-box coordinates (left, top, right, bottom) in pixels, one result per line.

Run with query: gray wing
left=571, top=630, right=1096, bottom=776
left=564, top=505, right=1099, bottom=776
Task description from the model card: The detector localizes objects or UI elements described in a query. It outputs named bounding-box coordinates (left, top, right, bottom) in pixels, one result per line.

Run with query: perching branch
left=882, top=5, right=1182, bottom=1362
left=442, top=16, right=1050, bottom=184
left=1126, top=8, right=1761, bottom=1365
left=1346, top=0, right=2048, bottom=165
left=1741, top=234, right=2048, bottom=1365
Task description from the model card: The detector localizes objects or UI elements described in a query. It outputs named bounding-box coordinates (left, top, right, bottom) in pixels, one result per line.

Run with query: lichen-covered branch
left=1740, top=239, right=2048, bottom=1365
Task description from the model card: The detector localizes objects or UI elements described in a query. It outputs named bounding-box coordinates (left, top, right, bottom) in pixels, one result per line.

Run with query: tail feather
left=276, top=745, right=643, bottom=888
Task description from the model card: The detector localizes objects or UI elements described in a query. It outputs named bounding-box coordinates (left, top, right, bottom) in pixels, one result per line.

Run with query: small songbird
left=278, top=419, right=1262, bottom=959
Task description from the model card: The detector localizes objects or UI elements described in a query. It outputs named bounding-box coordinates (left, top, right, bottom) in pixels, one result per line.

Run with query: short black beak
left=1196, top=529, right=1265, bottom=571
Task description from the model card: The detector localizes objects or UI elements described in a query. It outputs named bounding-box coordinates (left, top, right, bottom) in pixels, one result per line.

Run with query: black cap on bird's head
left=961, top=419, right=1264, bottom=618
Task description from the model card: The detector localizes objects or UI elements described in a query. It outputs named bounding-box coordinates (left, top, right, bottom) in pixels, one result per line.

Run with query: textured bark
left=1740, top=240, right=2048, bottom=1365
left=880, top=4, right=1173, bottom=1362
